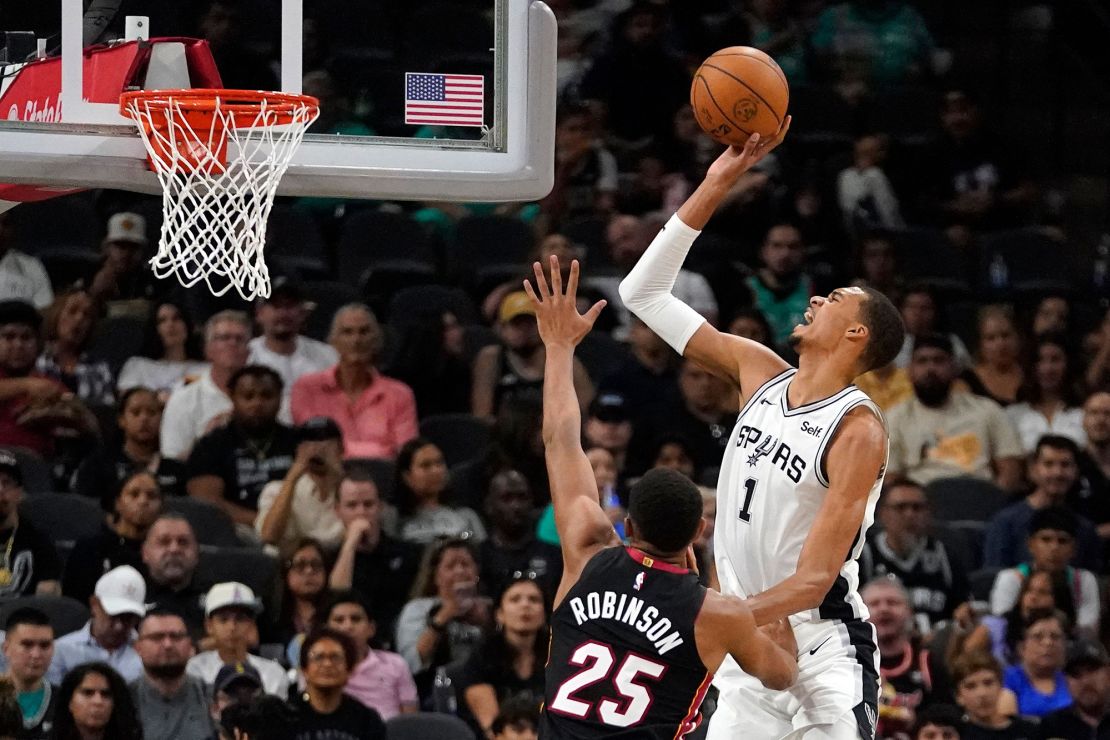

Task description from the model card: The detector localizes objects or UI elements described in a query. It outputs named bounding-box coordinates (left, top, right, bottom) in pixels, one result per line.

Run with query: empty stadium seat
left=0, top=596, right=89, bottom=637
left=924, top=477, right=1012, bottom=525
left=164, top=497, right=241, bottom=548
left=385, top=712, right=476, bottom=740
left=419, top=414, right=492, bottom=468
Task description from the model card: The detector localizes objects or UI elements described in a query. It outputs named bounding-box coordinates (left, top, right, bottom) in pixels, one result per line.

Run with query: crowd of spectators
left=0, top=0, right=1105, bottom=739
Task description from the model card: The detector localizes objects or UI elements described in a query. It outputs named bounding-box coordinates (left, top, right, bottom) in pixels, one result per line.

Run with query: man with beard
left=187, top=365, right=297, bottom=527
left=887, top=333, right=1024, bottom=490
left=745, top=223, right=814, bottom=351
left=984, top=436, right=1102, bottom=570
left=131, top=608, right=214, bottom=740
left=1041, top=640, right=1110, bottom=740
left=291, top=304, right=416, bottom=459
left=478, top=471, right=562, bottom=600
left=248, top=279, right=337, bottom=424
left=142, top=514, right=206, bottom=640
left=472, top=291, right=594, bottom=420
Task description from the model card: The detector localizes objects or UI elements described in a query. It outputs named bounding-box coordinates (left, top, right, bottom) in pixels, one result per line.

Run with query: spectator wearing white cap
left=48, top=565, right=146, bottom=684
left=86, top=212, right=163, bottom=307
left=0, top=211, right=53, bottom=310
left=185, top=582, right=289, bottom=698
left=247, top=278, right=338, bottom=424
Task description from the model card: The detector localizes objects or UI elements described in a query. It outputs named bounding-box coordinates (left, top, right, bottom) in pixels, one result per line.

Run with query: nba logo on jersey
left=633, top=572, right=645, bottom=591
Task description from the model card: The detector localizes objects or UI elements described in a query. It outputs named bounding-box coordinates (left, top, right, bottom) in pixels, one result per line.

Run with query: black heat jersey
left=541, top=546, right=712, bottom=739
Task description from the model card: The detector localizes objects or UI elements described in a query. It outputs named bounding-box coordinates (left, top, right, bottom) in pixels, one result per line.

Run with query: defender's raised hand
left=523, top=256, right=606, bottom=349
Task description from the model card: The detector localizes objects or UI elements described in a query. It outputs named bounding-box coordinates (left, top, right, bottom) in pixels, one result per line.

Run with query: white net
left=122, top=91, right=319, bottom=300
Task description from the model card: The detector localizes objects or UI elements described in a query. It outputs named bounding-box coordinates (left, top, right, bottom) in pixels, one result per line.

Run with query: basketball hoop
left=120, top=89, right=320, bottom=300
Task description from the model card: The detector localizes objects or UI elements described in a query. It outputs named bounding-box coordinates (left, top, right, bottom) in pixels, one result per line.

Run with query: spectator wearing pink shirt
left=323, top=590, right=418, bottom=721
left=291, top=305, right=418, bottom=459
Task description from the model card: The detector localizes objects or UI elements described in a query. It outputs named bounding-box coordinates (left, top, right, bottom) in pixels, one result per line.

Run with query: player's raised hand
left=523, top=256, right=606, bottom=349
left=706, top=114, right=792, bottom=184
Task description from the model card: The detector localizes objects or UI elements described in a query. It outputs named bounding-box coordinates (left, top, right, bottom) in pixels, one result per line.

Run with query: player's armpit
left=683, top=323, right=790, bottom=398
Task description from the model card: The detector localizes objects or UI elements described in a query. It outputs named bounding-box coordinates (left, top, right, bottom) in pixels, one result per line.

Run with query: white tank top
left=713, top=368, right=887, bottom=628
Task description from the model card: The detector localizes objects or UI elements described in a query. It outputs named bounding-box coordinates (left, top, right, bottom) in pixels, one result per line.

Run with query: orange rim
left=119, top=88, right=320, bottom=128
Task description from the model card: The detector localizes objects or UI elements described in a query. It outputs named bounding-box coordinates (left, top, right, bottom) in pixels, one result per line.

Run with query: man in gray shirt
left=130, top=608, right=214, bottom=740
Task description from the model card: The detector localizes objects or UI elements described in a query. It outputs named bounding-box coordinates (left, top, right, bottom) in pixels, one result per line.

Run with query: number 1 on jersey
left=738, top=477, right=756, bottom=522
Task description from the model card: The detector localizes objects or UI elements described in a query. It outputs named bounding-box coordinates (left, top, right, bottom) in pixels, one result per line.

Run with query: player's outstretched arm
left=525, top=257, right=621, bottom=605
left=696, top=593, right=798, bottom=690
left=618, top=122, right=792, bottom=400
left=744, top=407, right=887, bottom=625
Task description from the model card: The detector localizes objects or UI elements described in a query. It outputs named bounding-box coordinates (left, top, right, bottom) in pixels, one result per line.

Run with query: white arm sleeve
left=617, top=214, right=708, bottom=355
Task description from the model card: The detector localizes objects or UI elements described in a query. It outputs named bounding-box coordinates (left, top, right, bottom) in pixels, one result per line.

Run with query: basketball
left=690, top=47, right=790, bottom=147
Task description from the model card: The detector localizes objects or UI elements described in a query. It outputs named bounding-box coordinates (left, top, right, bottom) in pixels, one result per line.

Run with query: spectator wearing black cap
left=186, top=365, right=297, bottom=528
left=248, top=278, right=338, bottom=425
left=0, top=212, right=52, bottom=310
left=479, top=470, right=562, bottom=601
left=209, top=661, right=263, bottom=733
left=984, top=436, right=1102, bottom=571
left=887, top=333, right=1024, bottom=490
left=290, top=627, right=386, bottom=740
left=255, top=417, right=345, bottom=554
left=0, top=300, right=93, bottom=457
left=1041, top=639, right=1110, bottom=740
left=583, top=392, right=633, bottom=475
left=131, top=608, right=214, bottom=740
left=0, top=450, right=60, bottom=598
left=990, top=507, right=1100, bottom=636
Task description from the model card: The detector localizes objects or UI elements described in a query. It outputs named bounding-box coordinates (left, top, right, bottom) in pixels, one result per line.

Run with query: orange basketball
left=690, top=47, right=790, bottom=147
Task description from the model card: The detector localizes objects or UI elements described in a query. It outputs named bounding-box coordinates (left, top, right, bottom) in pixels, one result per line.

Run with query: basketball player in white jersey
left=619, top=123, right=907, bottom=740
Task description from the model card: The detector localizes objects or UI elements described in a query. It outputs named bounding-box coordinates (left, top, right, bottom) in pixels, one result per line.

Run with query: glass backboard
left=0, top=0, right=555, bottom=201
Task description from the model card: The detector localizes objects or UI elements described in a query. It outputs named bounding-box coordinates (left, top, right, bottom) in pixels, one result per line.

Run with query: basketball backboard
left=0, top=0, right=555, bottom=201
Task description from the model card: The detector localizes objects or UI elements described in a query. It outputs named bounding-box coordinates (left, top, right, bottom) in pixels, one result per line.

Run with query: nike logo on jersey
left=809, top=636, right=832, bottom=655
left=759, top=399, right=773, bottom=405
left=735, top=425, right=808, bottom=482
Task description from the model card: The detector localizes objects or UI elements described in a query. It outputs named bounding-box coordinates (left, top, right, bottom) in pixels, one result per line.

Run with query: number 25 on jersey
left=548, top=641, right=667, bottom=727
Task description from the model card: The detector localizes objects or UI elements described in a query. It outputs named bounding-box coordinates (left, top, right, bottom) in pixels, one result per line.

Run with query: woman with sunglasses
left=264, top=538, right=331, bottom=665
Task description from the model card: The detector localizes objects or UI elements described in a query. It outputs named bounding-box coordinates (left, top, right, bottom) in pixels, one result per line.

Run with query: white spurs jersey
left=714, top=368, right=887, bottom=628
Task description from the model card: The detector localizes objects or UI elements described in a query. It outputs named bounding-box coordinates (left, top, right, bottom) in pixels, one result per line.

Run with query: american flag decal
left=404, top=72, right=485, bottom=127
